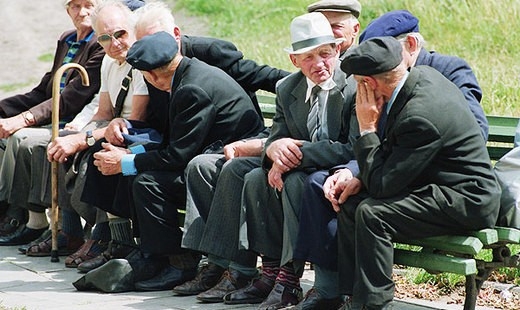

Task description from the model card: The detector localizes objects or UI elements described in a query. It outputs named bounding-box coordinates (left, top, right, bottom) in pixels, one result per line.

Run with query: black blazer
left=133, top=57, right=264, bottom=173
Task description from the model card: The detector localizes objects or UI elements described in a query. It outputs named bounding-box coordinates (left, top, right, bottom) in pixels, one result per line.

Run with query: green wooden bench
left=257, top=93, right=520, bottom=310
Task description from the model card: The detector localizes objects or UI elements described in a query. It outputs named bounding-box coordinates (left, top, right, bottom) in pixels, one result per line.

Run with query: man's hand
left=93, top=142, right=129, bottom=175
left=323, top=169, right=362, bottom=212
left=355, top=80, right=385, bottom=133
left=223, top=138, right=265, bottom=160
left=0, top=115, right=26, bottom=138
left=268, top=165, right=285, bottom=191
left=47, top=133, right=85, bottom=163
left=104, top=118, right=129, bottom=146
left=265, top=138, right=303, bottom=172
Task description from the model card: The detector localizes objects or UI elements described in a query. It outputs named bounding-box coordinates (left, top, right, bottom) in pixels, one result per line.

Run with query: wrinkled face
left=66, top=0, right=96, bottom=31
left=290, top=44, right=339, bottom=84
left=95, top=8, right=135, bottom=62
left=322, top=11, right=359, bottom=52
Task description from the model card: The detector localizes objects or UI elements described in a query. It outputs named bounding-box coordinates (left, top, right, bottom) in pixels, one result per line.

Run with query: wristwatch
left=85, top=130, right=96, bottom=147
left=22, top=111, right=35, bottom=125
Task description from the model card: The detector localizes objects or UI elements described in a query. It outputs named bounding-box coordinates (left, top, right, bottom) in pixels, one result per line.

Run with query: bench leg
left=464, top=274, right=477, bottom=310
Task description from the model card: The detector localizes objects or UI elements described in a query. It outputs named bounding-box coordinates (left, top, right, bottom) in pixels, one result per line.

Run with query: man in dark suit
left=335, top=37, right=500, bottom=309
left=90, top=31, right=263, bottom=292
left=229, top=12, right=358, bottom=309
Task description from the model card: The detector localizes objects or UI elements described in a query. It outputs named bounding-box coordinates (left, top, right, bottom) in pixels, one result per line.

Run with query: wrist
left=21, top=111, right=36, bottom=126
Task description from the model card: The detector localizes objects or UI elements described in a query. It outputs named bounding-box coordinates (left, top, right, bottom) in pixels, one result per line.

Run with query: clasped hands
left=266, top=138, right=303, bottom=191
left=323, top=169, right=362, bottom=212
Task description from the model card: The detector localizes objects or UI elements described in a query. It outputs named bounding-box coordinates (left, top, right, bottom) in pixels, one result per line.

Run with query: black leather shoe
left=134, top=264, right=197, bottom=291
left=223, top=276, right=274, bottom=304
left=0, top=225, right=48, bottom=246
left=196, top=269, right=254, bottom=303
left=0, top=216, right=22, bottom=236
left=292, top=287, right=343, bottom=310
left=18, top=229, right=52, bottom=254
left=172, top=262, right=225, bottom=295
left=258, top=282, right=302, bottom=310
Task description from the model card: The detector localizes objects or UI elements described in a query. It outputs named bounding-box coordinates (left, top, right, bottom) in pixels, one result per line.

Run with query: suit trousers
left=337, top=186, right=473, bottom=308
left=182, top=155, right=260, bottom=267
left=242, top=167, right=308, bottom=266
left=293, top=170, right=338, bottom=271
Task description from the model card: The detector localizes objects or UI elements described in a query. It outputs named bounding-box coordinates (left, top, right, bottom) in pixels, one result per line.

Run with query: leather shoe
left=0, top=225, right=47, bottom=246
left=291, top=287, right=343, bottom=310
left=172, top=262, right=225, bottom=295
left=196, top=269, right=254, bottom=303
left=258, top=282, right=302, bottom=310
left=26, top=230, right=84, bottom=257
left=18, top=229, right=52, bottom=254
left=134, top=264, right=197, bottom=291
left=0, top=216, right=23, bottom=236
left=77, top=240, right=138, bottom=273
left=224, top=276, right=274, bottom=304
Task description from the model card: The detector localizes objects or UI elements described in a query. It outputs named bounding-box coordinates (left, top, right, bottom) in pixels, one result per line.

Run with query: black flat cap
left=307, top=0, right=361, bottom=18
left=340, top=36, right=403, bottom=76
left=359, top=10, right=419, bottom=43
left=126, top=31, right=178, bottom=71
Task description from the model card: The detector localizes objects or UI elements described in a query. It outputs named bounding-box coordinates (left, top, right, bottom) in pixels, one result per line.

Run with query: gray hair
left=396, top=32, right=426, bottom=48
left=134, top=1, right=176, bottom=34
left=91, top=0, right=136, bottom=34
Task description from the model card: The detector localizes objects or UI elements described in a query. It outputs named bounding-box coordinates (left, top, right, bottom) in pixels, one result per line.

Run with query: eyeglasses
left=97, top=29, right=128, bottom=46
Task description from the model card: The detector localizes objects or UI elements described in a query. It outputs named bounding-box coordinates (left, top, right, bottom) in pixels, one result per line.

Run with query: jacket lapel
left=288, top=75, right=312, bottom=138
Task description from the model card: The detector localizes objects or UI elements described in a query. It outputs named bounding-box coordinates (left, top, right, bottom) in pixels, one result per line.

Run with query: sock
left=275, top=262, right=300, bottom=290
left=60, top=208, right=83, bottom=238
left=260, top=256, right=280, bottom=283
left=88, top=221, right=111, bottom=254
left=26, top=210, right=49, bottom=230
left=108, top=217, right=134, bottom=244
left=314, top=265, right=339, bottom=298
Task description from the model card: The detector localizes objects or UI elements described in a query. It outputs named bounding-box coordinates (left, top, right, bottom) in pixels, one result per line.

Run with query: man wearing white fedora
left=225, top=12, right=358, bottom=310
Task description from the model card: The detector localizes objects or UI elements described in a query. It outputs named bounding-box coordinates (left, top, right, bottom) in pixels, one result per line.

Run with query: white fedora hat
left=284, top=12, right=345, bottom=54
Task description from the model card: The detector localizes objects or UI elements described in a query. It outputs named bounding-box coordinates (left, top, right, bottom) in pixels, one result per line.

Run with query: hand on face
left=355, top=79, right=385, bottom=133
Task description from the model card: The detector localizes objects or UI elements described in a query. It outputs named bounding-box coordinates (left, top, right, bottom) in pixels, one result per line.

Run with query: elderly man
left=0, top=0, right=104, bottom=240
left=307, top=0, right=361, bottom=59
left=335, top=36, right=500, bottom=309
left=359, top=10, right=487, bottom=139
left=89, top=31, right=264, bottom=291
left=228, top=12, right=358, bottom=310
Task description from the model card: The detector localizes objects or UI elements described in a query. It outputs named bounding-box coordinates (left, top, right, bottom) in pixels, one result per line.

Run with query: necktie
left=307, top=85, right=324, bottom=142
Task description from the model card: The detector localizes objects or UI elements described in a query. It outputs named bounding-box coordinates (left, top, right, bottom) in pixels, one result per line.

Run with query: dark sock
left=109, top=218, right=134, bottom=244
left=61, top=208, right=83, bottom=239
left=276, top=262, right=300, bottom=290
left=260, top=256, right=280, bottom=283
left=88, top=221, right=110, bottom=254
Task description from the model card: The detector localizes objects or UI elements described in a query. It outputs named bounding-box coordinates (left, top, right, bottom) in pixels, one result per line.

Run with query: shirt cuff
left=129, top=144, right=146, bottom=154
left=121, top=154, right=137, bottom=176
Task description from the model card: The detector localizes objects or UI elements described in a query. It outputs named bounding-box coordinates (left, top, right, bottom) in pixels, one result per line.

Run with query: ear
left=289, top=54, right=299, bottom=68
left=173, top=26, right=182, bottom=42
left=405, top=34, right=419, bottom=53
left=363, top=76, right=378, bottom=91
left=353, top=22, right=360, bottom=38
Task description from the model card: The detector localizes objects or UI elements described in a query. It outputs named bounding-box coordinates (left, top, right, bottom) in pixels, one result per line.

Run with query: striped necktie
left=307, top=85, right=324, bottom=142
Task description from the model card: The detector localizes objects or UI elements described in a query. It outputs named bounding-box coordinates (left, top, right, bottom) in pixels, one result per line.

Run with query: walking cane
left=50, top=63, right=89, bottom=262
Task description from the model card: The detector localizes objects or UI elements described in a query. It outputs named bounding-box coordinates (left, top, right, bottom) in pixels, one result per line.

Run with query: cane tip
left=50, top=251, right=60, bottom=262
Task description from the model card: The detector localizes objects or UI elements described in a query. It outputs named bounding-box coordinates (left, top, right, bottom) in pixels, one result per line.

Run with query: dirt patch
left=0, top=0, right=207, bottom=98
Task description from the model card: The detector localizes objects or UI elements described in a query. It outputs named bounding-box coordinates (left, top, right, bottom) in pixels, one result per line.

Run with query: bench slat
left=495, top=226, right=520, bottom=243
left=401, top=235, right=483, bottom=256
left=394, top=249, right=478, bottom=275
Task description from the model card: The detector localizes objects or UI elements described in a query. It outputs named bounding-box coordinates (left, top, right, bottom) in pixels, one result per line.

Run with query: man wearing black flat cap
left=330, top=36, right=500, bottom=309
left=89, top=30, right=264, bottom=292
left=359, top=9, right=488, bottom=140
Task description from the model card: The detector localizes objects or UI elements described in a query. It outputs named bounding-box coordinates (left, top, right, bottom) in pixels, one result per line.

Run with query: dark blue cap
left=123, top=0, right=145, bottom=11
left=359, top=10, right=419, bottom=43
left=341, top=36, right=403, bottom=76
left=126, top=31, right=178, bottom=71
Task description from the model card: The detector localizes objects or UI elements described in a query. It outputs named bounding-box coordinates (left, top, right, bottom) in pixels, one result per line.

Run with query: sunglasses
left=97, top=29, right=128, bottom=46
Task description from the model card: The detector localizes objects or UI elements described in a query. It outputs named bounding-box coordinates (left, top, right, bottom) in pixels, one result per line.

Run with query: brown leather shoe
left=196, top=269, right=254, bottom=303
left=76, top=240, right=138, bottom=273
left=172, top=263, right=225, bottom=295
left=26, top=231, right=84, bottom=257
left=223, top=276, right=274, bottom=304
left=258, top=282, right=302, bottom=310
left=64, top=239, right=108, bottom=268
left=291, top=287, right=343, bottom=310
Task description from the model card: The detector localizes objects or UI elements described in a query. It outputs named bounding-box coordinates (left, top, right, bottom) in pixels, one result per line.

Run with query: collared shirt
left=385, top=70, right=409, bottom=115
left=60, top=31, right=95, bottom=91
left=306, top=77, right=336, bottom=140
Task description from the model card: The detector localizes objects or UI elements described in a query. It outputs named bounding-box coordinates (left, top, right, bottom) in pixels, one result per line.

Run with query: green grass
left=37, top=53, right=54, bottom=63
left=174, top=0, right=520, bottom=117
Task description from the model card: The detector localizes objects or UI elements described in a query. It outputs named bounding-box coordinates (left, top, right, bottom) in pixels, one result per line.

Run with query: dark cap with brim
left=340, top=36, right=403, bottom=76
left=126, top=31, right=178, bottom=71
left=359, top=10, right=419, bottom=43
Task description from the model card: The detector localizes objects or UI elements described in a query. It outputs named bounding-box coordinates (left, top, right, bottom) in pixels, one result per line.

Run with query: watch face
left=87, top=136, right=96, bottom=146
